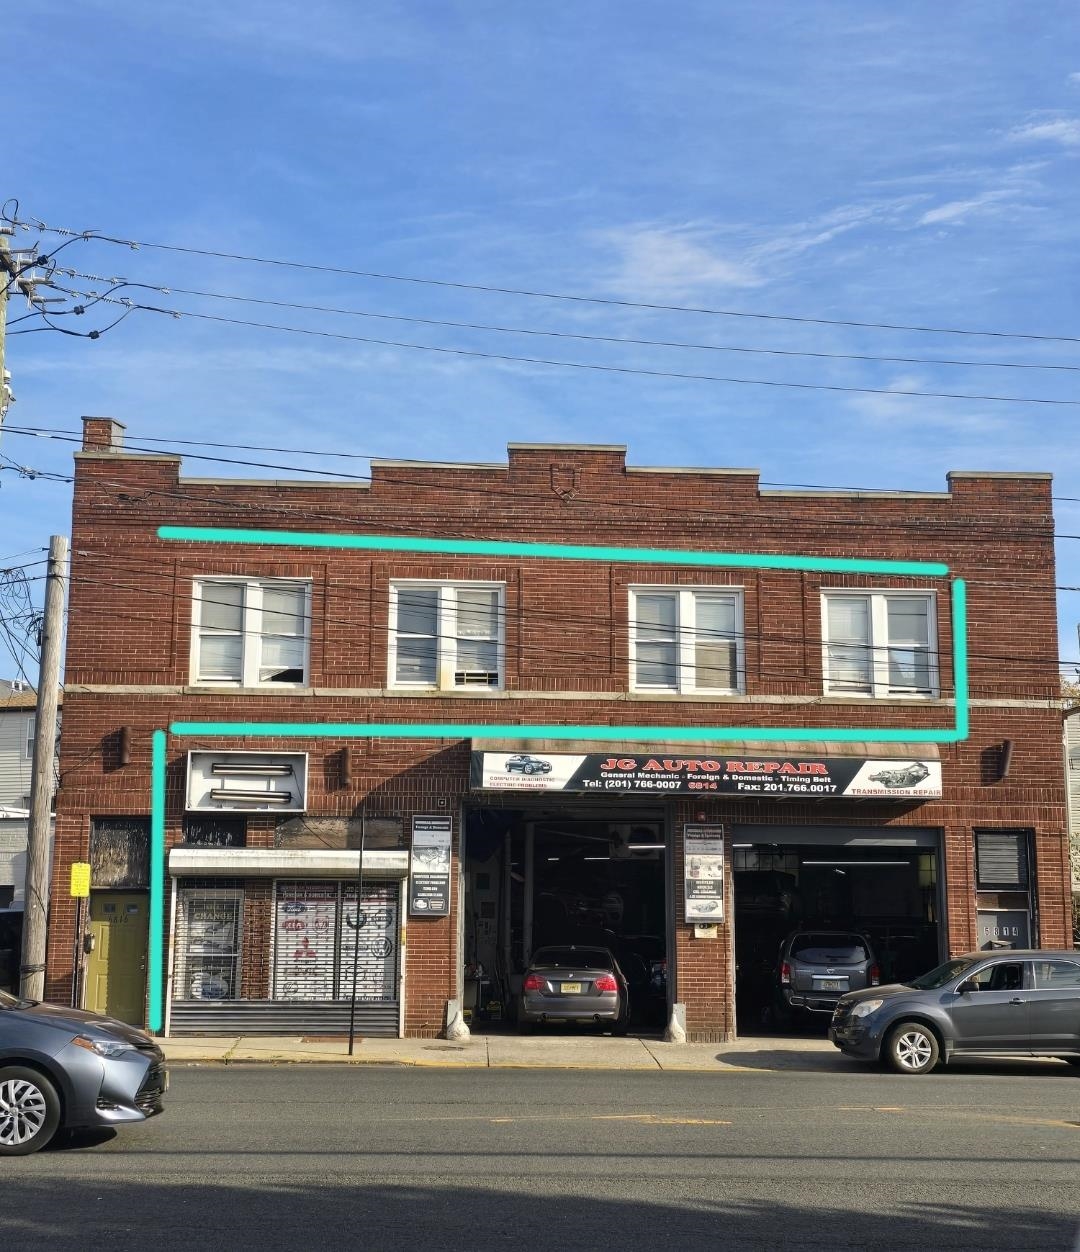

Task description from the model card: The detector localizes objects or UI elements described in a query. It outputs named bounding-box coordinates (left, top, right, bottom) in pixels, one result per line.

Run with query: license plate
left=560, top=982, right=582, bottom=994
left=817, top=979, right=843, bottom=992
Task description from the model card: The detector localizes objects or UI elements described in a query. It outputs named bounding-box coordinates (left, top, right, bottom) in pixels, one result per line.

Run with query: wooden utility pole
left=0, top=228, right=11, bottom=432
left=20, top=534, right=68, bottom=1001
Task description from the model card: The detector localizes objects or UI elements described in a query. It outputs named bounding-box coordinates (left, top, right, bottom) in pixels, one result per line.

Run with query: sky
left=2, top=1, right=1079, bottom=677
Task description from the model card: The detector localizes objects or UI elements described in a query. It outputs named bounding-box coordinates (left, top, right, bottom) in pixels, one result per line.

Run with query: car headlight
left=850, top=999, right=884, bottom=1019
left=72, top=1035, right=138, bottom=1058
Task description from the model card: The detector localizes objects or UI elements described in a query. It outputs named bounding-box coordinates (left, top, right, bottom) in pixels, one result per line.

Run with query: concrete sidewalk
left=160, top=1031, right=845, bottom=1072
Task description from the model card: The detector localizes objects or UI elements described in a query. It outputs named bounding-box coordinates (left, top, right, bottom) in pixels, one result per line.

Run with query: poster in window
left=683, top=824, right=725, bottom=922
left=273, top=882, right=338, bottom=1000
left=339, top=884, right=399, bottom=1001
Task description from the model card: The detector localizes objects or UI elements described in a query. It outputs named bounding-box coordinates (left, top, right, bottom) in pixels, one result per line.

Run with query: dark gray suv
left=829, top=949, right=1080, bottom=1074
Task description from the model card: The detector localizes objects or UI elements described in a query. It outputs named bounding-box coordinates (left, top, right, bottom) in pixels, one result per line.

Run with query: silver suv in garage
left=829, top=949, right=1080, bottom=1074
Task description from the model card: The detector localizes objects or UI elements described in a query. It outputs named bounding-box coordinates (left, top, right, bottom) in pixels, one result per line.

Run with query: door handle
left=1009, top=997, right=1025, bottom=1005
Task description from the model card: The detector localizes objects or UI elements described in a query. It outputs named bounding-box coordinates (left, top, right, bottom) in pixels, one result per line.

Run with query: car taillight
left=594, top=974, right=618, bottom=993
left=870, top=963, right=880, bottom=986
left=523, top=973, right=545, bottom=992
left=780, top=961, right=791, bottom=985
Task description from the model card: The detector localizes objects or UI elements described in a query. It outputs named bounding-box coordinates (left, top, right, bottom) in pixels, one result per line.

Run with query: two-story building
left=44, top=417, right=1072, bottom=1040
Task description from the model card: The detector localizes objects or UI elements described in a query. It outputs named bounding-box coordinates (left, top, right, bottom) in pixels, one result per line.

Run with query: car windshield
left=791, top=934, right=868, bottom=964
left=532, top=947, right=613, bottom=970
left=0, top=988, right=29, bottom=1009
left=906, top=957, right=978, bottom=990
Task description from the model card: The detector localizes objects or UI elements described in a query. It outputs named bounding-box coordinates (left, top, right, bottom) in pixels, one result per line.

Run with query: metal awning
left=168, top=847, right=409, bottom=879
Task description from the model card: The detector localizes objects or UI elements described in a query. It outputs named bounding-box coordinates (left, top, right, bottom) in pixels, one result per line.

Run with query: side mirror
left=956, top=979, right=976, bottom=994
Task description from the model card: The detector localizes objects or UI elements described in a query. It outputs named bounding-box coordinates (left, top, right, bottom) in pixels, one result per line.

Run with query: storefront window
left=272, top=881, right=399, bottom=1002
left=175, top=888, right=243, bottom=1001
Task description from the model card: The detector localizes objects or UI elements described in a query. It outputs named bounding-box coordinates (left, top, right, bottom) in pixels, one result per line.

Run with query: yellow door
left=86, top=892, right=148, bottom=1024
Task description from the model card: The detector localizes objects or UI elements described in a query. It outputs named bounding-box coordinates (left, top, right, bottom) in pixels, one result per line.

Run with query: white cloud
left=916, top=189, right=1012, bottom=227
left=600, top=227, right=763, bottom=298
left=1006, top=116, right=1080, bottom=148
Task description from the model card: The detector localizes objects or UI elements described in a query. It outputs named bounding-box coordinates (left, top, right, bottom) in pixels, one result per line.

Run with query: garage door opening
left=733, top=831, right=941, bottom=1036
left=463, top=805, right=669, bottom=1036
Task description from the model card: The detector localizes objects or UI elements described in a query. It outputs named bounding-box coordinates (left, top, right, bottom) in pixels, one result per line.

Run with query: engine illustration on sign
left=413, top=844, right=450, bottom=869
left=867, top=761, right=931, bottom=789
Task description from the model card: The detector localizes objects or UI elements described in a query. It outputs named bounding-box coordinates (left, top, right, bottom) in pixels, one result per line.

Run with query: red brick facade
left=45, top=426, right=1071, bottom=1040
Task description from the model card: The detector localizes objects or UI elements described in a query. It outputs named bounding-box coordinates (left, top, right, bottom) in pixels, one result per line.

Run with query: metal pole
left=70, top=896, right=82, bottom=1008
left=20, top=534, right=68, bottom=1001
left=347, top=805, right=366, bottom=1056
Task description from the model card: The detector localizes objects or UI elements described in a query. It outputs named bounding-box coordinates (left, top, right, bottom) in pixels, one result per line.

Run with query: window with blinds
left=629, top=587, right=744, bottom=694
left=822, top=591, right=938, bottom=698
left=389, top=582, right=503, bottom=691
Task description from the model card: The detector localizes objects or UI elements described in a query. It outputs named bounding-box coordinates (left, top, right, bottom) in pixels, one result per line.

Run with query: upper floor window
left=192, top=579, right=311, bottom=687
left=821, top=591, right=937, bottom=697
left=25, top=716, right=34, bottom=759
left=389, top=582, right=503, bottom=690
left=629, top=588, right=744, bottom=694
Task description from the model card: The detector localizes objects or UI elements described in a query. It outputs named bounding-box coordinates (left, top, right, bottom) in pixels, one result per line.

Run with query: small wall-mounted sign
left=69, top=862, right=91, bottom=898
left=683, top=823, right=725, bottom=923
left=693, top=923, right=718, bottom=939
left=409, top=815, right=452, bottom=917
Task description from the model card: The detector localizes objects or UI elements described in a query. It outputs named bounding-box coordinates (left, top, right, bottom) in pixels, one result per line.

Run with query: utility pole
left=0, top=227, right=11, bottom=431
left=20, top=534, right=68, bottom=1001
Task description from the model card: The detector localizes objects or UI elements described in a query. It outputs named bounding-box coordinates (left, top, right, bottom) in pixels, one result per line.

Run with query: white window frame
left=190, top=577, right=312, bottom=688
left=820, top=589, right=938, bottom=698
left=25, top=716, right=34, bottom=760
left=388, top=580, right=505, bottom=692
left=628, top=586, right=745, bottom=694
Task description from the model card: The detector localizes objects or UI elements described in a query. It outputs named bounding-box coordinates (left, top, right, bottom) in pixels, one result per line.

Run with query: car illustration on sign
left=504, top=755, right=553, bottom=775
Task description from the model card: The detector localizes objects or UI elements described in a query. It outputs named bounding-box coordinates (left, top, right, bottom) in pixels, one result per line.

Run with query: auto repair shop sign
left=471, top=752, right=942, bottom=798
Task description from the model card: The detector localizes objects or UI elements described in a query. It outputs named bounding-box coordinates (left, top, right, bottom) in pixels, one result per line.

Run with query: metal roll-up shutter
left=974, top=830, right=1029, bottom=890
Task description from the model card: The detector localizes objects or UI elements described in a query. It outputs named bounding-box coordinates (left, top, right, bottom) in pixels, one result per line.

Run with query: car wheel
left=0, top=1066, right=62, bottom=1155
left=885, top=1022, right=940, bottom=1075
left=523, top=764, right=535, bottom=774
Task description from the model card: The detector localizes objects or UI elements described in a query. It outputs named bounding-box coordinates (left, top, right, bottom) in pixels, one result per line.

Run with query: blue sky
left=2, top=2, right=1079, bottom=672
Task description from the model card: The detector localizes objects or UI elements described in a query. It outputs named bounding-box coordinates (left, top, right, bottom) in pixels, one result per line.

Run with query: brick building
left=45, top=417, right=1072, bottom=1041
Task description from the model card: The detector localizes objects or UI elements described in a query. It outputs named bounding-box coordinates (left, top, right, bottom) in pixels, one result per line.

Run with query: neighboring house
left=43, top=417, right=1073, bottom=1038
left=0, top=681, right=60, bottom=991
left=1062, top=713, right=1080, bottom=937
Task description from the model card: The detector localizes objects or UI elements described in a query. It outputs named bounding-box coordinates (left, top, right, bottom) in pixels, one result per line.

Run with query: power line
left=13, top=213, right=1080, bottom=345
left=41, top=290, right=1080, bottom=408
left=54, top=270, right=1080, bottom=375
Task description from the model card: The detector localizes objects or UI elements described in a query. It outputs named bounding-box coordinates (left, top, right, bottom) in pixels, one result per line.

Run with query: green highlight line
left=170, top=721, right=963, bottom=743
left=158, top=526, right=950, bottom=577
left=952, top=579, right=968, bottom=741
left=149, top=729, right=166, bottom=1034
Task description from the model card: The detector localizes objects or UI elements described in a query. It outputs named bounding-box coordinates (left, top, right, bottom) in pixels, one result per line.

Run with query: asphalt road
left=5, top=1063, right=1080, bottom=1251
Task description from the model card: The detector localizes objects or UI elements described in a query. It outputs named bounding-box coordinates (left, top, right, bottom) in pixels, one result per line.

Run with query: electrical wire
left=12, top=212, right=1080, bottom=345
left=53, top=269, right=1080, bottom=375
left=40, top=289, right=1080, bottom=408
